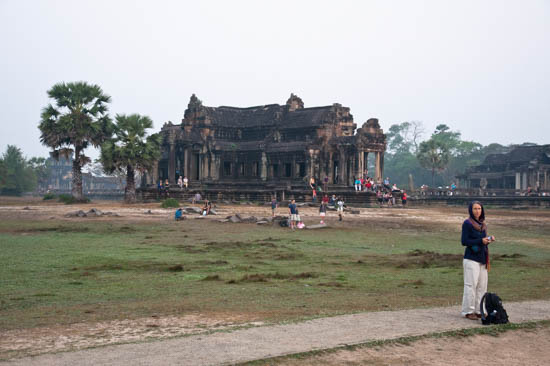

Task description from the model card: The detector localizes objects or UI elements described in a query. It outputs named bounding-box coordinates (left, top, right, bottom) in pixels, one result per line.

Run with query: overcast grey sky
left=1, top=0, right=549, bottom=161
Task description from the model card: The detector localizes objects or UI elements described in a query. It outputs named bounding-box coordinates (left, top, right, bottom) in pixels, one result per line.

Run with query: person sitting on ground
left=297, top=220, right=305, bottom=229
left=202, top=199, right=211, bottom=215
left=354, top=177, right=361, bottom=191
left=288, top=199, right=297, bottom=230
left=319, top=201, right=327, bottom=224
left=365, top=178, right=372, bottom=191
left=174, top=208, right=185, bottom=221
left=337, top=197, right=344, bottom=221
left=192, top=192, right=202, bottom=204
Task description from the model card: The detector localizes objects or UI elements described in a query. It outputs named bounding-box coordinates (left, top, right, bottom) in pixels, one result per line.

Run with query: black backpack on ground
left=480, top=292, right=509, bottom=325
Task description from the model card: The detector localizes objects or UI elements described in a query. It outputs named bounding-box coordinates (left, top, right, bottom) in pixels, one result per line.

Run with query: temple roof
left=482, top=145, right=550, bottom=165
left=201, top=104, right=333, bottom=128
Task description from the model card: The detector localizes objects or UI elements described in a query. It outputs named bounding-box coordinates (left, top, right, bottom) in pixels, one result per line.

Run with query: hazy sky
left=1, top=0, right=549, bottom=161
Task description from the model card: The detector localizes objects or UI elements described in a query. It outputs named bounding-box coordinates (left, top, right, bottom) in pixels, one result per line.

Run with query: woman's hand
left=482, top=237, right=490, bottom=245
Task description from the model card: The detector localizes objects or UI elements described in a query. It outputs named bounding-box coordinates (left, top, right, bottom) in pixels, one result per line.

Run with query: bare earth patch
left=277, top=326, right=550, bottom=366
left=0, top=313, right=263, bottom=359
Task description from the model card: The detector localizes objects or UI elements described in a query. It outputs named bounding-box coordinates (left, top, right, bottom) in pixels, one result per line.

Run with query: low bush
left=58, top=194, right=90, bottom=204
left=42, top=193, right=57, bottom=200
left=161, top=198, right=180, bottom=208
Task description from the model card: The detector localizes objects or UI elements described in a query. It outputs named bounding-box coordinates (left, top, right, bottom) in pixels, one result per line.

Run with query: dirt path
left=2, top=300, right=549, bottom=366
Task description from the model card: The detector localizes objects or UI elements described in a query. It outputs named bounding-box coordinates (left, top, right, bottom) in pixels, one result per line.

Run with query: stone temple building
left=144, top=94, right=386, bottom=199
left=458, top=144, right=550, bottom=191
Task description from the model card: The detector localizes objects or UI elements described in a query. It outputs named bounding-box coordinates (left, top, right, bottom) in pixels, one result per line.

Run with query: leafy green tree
left=100, top=114, right=161, bottom=203
left=28, top=157, right=52, bottom=192
left=39, top=81, right=112, bottom=200
left=416, top=139, right=450, bottom=187
left=383, top=121, right=427, bottom=187
left=0, top=145, right=36, bottom=195
left=0, top=160, right=6, bottom=191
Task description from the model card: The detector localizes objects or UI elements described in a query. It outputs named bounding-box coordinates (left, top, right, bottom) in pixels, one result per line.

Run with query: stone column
left=152, top=161, right=159, bottom=185
left=356, top=150, right=362, bottom=180
left=379, top=151, right=384, bottom=180
left=338, top=150, right=345, bottom=184
left=328, top=152, right=334, bottom=184
left=260, top=152, right=267, bottom=181
left=184, top=147, right=190, bottom=179
left=374, top=152, right=382, bottom=182
left=168, top=142, right=176, bottom=184
left=515, top=172, right=521, bottom=190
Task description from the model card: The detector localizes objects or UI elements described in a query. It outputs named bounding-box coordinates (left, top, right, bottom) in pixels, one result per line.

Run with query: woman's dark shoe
left=465, top=313, right=478, bottom=320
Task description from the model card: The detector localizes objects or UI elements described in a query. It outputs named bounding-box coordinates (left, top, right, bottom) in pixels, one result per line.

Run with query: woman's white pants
left=461, top=258, right=488, bottom=315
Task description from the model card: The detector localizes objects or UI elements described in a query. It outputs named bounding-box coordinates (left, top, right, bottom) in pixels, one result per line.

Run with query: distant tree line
left=0, top=145, right=51, bottom=195
left=384, top=121, right=514, bottom=188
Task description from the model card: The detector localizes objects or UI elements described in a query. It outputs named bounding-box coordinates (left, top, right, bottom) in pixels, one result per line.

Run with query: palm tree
left=100, top=114, right=161, bottom=203
left=39, top=82, right=112, bottom=200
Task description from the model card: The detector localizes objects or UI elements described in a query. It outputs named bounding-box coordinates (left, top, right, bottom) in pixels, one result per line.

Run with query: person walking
left=319, top=201, right=327, bottom=224
left=461, top=201, right=496, bottom=320
left=401, top=191, right=408, bottom=207
left=271, top=197, right=278, bottom=217
left=337, top=197, right=344, bottom=221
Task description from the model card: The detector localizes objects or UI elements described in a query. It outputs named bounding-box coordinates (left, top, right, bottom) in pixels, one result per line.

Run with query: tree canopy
left=0, top=145, right=37, bottom=195
left=100, top=114, right=161, bottom=203
left=39, top=81, right=112, bottom=199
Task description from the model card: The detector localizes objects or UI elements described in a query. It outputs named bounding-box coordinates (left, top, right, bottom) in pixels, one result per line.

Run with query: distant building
left=458, top=144, right=550, bottom=191
left=45, top=153, right=124, bottom=192
left=146, top=94, right=387, bottom=188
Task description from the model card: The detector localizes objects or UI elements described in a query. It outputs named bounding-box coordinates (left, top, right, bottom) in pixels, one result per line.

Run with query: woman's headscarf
left=468, top=201, right=487, bottom=232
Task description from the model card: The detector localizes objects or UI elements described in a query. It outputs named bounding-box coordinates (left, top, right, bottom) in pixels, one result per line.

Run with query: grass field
left=1, top=203, right=550, bottom=332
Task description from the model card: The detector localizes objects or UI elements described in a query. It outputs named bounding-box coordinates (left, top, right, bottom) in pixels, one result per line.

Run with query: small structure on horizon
left=457, top=144, right=550, bottom=192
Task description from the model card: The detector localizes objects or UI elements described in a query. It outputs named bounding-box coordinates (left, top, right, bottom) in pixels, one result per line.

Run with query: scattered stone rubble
left=64, top=208, right=121, bottom=218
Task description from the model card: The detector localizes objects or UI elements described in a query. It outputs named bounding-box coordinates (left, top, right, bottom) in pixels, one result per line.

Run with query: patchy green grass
left=1, top=211, right=549, bottom=331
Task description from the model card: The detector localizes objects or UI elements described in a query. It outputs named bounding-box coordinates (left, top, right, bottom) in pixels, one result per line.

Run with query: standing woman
left=461, top=201, right=495, bottom=320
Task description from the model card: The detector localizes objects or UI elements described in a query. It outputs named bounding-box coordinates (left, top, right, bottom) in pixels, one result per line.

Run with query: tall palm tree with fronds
left=100, top=114, right=161, bottom=203
left=39, top=82, right=112, bottom=200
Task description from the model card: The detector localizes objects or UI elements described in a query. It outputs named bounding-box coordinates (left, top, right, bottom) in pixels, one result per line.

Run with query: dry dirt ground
left=1, top=197, right=549, bottom=364
left=277, top=326, right=550, bottom=366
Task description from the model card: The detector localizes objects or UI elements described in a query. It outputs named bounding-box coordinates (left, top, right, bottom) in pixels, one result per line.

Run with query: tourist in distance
left=271, top=197, right=278, bottom=217
left=329, top=194, right=336, bottom=207
left=337, top=197, right=344, bottom=221
left=461, top=201, right=496, bottom=320
left=183, top=176, right=188, bottom=189
left=202, top=199, right=211, bottom=215
left=401, top=190, right=408, bottom=207
left=319, top=201, right=327, bottom=224
left=177, top=176, right=183, bottom=190
left=192, top=192, right=201, bottom=204
left=288, top=199, right=297, bottom=230
left=377, top=190, right=383, bottom=207
left=164, top=179, right=170, bottom=198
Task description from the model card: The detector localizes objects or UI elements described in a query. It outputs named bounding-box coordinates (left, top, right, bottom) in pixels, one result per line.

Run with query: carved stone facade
left=148, top=94, right=386, bottom=189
